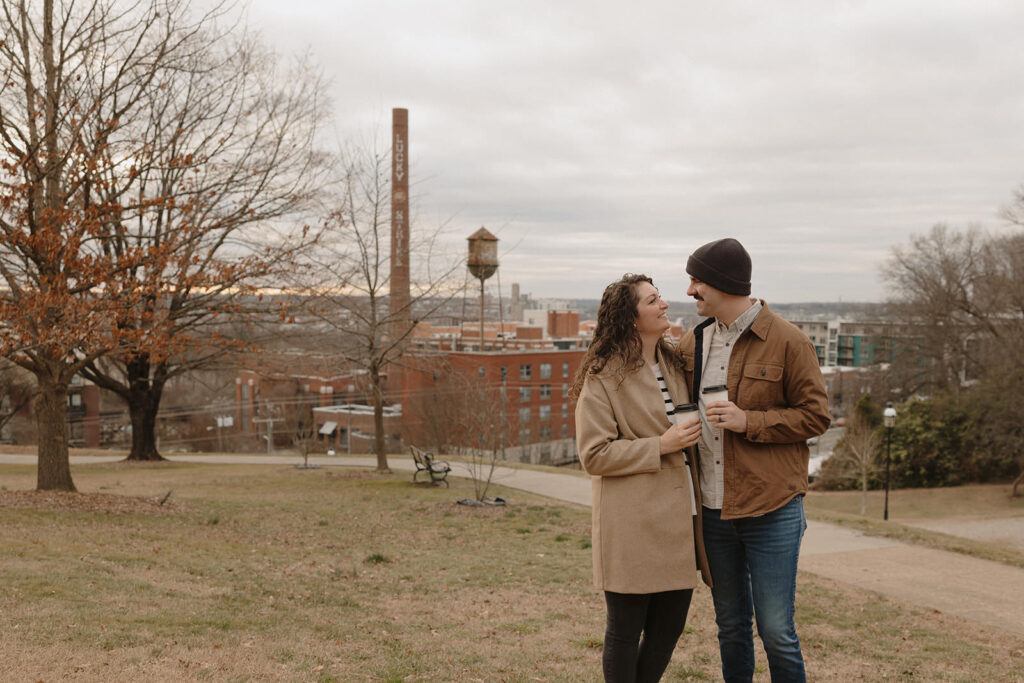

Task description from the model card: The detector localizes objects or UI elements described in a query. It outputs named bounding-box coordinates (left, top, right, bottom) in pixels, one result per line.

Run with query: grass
left=805, top=484, right=1024, bottom=570
left=0, top=461, right=1022, bottom=681
left=806, top=482, right=1024, bottom=519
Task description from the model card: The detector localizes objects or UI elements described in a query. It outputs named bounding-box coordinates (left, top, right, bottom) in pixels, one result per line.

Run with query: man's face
left=686, top=276, right=723, bottom=318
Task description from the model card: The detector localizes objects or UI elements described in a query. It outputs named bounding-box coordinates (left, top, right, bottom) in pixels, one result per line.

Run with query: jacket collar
left=747, top=300, right=774, bottom=341
left=696, top=299, right=772, bottom=340
left=691, top=301, right=772, bottom=394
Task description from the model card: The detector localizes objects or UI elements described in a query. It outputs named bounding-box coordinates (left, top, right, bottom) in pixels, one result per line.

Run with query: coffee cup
left=702, top=384, right=729, bottom=407
left=702, top=385, right=729, bottom=427
left=674, top=402, right=699, bottom=428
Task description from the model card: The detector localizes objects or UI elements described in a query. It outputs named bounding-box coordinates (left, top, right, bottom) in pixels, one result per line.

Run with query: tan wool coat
left=575, top=347, right=712, bottom=594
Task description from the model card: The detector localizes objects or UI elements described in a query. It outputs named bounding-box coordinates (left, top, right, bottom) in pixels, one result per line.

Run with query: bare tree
left=283, top=392, right=319, bottom=468
left=0, top=0, right=226, bottom=489
left=0, top=0, right=324, bottom=488
left=74, top=23, right=326, bottom=462
left=291, top=144, right=461, bottom=473
left=453, top=380, right=509, bottom=503
left=0, top=359, right=34, bottom=440
left=830, top=415, right=881, bottom=515
left=405, top=357, right=463, bottom=457
left=883, top=194, right=1024, bottom=494
left=406, top=361, right=510, bottom=501
left=882, top=224, right=996, bottom=394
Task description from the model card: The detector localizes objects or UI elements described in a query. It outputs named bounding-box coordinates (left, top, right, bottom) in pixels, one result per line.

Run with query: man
left=678, top=238, right=830, bottom=683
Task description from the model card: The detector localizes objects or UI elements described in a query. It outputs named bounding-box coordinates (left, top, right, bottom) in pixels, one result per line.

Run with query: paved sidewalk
left=4, top=452, right=1024, bottom=636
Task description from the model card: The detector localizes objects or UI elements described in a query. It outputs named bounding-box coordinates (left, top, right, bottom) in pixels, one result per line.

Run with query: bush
left=817, top=380, right=1022, bottom=491
left=885, top=381, right=1021, bottom=488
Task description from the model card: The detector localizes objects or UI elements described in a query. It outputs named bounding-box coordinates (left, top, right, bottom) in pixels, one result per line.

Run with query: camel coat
left=575, top=348, right=712, bottom=594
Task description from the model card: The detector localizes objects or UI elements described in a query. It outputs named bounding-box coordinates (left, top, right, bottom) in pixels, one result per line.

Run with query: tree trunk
left=860, top=473, right=868, bottom=516
left=1012, top=467, right=1024, bottom=497
left=370, top=365, right=390, bottom=472
left=123, top=353, right=166, bottom=461
left=126, top=388, right=165, bottom=461
left=35, top=376, right=75, bottom=491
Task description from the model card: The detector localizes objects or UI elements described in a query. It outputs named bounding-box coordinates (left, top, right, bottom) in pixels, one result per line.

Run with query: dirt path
left=800, top=542, right=1024, bottom=635
left=903, top=516, right=1024, bottom=549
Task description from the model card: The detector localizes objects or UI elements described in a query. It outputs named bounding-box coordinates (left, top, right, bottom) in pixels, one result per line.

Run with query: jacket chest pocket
left=738, top=362, right=783, bottom=410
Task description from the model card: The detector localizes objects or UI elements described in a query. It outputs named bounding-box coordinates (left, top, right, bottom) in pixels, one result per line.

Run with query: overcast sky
left=241, top=0, right=1024, bottom=303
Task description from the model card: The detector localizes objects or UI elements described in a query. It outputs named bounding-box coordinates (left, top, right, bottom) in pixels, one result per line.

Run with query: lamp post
left=883, top=402, right=896, bottom=521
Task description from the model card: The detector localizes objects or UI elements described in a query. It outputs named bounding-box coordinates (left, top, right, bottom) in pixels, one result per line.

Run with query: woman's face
left=633, top=281, right=670, bottom=337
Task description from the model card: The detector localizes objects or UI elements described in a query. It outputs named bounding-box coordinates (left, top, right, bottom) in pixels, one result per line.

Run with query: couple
left=572, top=238, right=831, bottom=683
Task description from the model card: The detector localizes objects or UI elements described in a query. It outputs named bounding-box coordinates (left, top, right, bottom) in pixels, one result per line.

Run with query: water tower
left=467, top=227, right=498, bottom=349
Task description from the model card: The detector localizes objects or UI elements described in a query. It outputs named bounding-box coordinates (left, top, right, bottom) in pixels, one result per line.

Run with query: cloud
left=237, top=0, right=1024, bottom=301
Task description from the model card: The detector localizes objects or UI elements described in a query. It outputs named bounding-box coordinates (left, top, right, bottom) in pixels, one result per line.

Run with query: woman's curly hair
left=570, top=273, right=681, bottom=397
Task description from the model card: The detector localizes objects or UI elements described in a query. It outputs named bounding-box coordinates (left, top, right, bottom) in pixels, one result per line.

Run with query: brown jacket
left=679, top=302, right=831, bottom=520
left=575, top=347, right=712, bottom=593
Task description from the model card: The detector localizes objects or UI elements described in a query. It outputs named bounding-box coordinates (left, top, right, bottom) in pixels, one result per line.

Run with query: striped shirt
left=650, top=362, right=697, bottom=516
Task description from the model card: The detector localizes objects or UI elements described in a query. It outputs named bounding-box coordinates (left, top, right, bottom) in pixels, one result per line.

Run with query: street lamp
left=883, top=402, right=896, bottom=521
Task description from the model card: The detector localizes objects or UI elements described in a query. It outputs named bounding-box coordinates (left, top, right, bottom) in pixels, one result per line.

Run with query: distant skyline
left=238, top=0, right=1024, bottom=303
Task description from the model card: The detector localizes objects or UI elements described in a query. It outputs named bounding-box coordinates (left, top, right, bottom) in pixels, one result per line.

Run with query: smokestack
left=390, top=108, right=411, bottom=342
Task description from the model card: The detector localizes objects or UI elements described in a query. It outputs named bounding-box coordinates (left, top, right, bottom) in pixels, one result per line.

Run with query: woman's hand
left=659, top=420, right=702, bottom=455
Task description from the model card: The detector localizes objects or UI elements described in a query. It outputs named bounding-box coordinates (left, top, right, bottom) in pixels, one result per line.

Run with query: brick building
left=400, top=347, right=583, bottom=465
left=233, top=315, right=592, bottom=462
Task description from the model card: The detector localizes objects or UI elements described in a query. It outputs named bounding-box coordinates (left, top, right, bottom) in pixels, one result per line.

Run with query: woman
left=573, top=274, right=711, bottom=683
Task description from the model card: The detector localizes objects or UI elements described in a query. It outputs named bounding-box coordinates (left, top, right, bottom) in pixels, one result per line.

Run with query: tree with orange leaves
left=0, top=0, right=325, bottom=487
left=71, top=20, right=326, bottom=462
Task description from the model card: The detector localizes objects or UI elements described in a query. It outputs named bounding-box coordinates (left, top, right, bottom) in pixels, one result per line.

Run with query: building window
left=561, top=423, right=568, bottom=439
left=540, top=362, right=552, bottom=379
left=519, top=386, right=531, bottom=402
left=539, top=405, right=551, bottom=421
left=563, top=362, right=569, bottom=378
left=500, top=365, right=507, bottom=382
left=562, top=403, right=568, bottom=418
left=519, top=407, right=531, bottom=424
left=519, top=428, right=531, bottom=445
left=478, top=366, right=486, bottom=378
left=540, top=425, right=551, bottom=440
left=520, top=364, right=531, bottom=380
left=561, top=382, right=569, bottom=398
left=540, top=384, right=551, bottom=399
left=68, top=393, right=82, bottom=408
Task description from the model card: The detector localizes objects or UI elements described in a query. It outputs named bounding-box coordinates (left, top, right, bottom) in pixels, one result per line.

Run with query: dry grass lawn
left=1, top=461, right=1022, bottom=681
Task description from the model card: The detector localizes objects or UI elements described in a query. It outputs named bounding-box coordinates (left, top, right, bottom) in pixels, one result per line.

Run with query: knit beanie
left=685, top=238, right=751, bottom=296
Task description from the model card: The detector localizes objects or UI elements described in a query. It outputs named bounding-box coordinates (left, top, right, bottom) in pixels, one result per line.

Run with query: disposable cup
left=674, top=402, right=699, bottom=427
left=701, top=384, right=729, bottom=407
left=702, top=384, right=729, bottom=427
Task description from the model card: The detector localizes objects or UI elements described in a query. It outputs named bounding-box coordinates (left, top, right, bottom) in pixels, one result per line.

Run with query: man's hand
left=706, top=400, right=747, bottom=434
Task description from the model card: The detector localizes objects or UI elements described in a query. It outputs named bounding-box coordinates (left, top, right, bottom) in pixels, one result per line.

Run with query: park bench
left=410, top=445, right=451, bottom=487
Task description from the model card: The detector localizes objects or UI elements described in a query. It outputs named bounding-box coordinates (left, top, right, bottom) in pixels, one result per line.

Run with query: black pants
left=603, top=589, right=693, bottom=683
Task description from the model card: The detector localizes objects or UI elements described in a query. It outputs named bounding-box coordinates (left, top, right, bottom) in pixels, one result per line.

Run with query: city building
left=400, top=347, right=583, bottom=465
left=791, top=318, right=896, bottom=368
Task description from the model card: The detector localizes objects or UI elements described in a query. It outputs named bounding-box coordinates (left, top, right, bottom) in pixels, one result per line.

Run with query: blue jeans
left=702, top=496, right=807, bottom=683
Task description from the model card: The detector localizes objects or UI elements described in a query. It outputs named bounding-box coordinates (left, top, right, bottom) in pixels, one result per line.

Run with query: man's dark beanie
left=686, top=238, right=751, bottom=296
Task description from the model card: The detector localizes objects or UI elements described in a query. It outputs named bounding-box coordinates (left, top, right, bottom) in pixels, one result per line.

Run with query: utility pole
left=251, top=402, right=279, bottom=454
